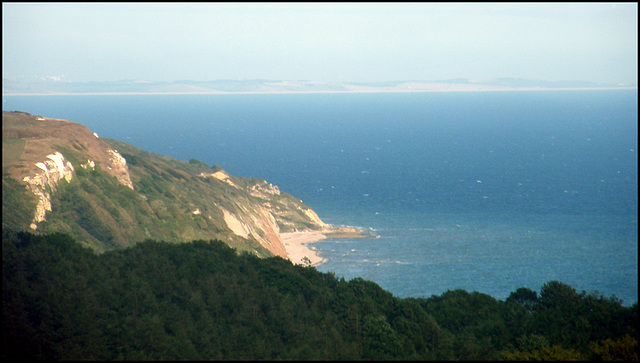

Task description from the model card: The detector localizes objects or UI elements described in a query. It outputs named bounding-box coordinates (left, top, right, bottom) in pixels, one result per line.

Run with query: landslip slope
left=2, top=111, right=363, bottom=258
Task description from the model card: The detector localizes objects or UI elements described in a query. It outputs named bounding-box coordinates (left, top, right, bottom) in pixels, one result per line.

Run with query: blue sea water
left=3, top=91, right=638, bottom=305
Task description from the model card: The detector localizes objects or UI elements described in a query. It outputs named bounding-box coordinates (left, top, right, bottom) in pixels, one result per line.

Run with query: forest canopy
left=2, top=230, right=637, bottom=360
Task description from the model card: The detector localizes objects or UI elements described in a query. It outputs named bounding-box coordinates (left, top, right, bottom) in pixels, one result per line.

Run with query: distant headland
left=2, top=78, right=636, bottom=96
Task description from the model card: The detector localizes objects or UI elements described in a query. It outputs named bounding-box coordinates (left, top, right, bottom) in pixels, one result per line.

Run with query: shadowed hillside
left=3, top=230, right=637, bottom=360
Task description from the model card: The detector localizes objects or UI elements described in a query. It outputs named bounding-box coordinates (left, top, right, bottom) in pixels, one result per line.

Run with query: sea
left=3, top=90, right=638, bottom=305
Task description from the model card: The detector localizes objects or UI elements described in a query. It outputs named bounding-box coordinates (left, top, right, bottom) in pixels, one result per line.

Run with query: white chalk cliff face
left=206, top=173, right=288, bottom=258
left=106, top=148, right=134, bottom=190
left=196, top=171, right=330, bottom=258
left=22, top=152, right=75, bottom=230
left=302, top=208, right=328, bottom=228
left=22, top=148, right=134, bottom=230
left=219, top=203, right=287, bottom=258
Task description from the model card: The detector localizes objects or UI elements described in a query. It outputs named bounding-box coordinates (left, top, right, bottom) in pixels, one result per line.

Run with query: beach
left=281, top=227, right=372, bottom=266
left=281, top=231, right=328, bottom=266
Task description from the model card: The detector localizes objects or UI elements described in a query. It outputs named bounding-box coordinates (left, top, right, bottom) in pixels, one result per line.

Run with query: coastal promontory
left=2, top=111, right=366, bottom=261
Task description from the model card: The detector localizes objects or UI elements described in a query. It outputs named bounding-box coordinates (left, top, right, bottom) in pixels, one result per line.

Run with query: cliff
left=2, top=111, right=362, bottom=257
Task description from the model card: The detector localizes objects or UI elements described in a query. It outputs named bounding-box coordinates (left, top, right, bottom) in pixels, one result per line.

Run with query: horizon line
left=3, top=86, right=638, bottom=97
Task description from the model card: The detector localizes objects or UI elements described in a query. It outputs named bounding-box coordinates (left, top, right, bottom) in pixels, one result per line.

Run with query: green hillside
left=2, top=111, right=361, bottom=256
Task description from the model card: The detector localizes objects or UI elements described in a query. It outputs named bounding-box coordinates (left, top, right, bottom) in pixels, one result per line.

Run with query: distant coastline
left=2, top=87, right=636, bottom=97
left=3, top=78, right=636, bottom=96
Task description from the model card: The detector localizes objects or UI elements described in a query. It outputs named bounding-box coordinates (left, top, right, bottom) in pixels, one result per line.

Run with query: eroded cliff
left=3, top=111, right=358, bottom=256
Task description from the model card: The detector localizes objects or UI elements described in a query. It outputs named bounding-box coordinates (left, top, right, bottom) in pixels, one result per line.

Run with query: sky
left=2, top=2, right=638, bottom=85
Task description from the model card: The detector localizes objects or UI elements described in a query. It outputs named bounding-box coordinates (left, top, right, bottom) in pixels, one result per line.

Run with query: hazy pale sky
left=2, top=2, right=637, bottom=84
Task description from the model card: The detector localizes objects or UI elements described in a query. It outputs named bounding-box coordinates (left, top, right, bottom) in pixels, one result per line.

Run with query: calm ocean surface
left=3, top=91, right=637, bottom=305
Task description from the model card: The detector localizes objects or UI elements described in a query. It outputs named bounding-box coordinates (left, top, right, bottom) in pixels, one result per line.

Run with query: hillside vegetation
left=2, top=111, right=360, bottom=257
left=3, top=230, right=637, bottom=360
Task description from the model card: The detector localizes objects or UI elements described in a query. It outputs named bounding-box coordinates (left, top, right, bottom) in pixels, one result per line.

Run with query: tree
left=535, top=281, right=589, bottom=348
left=501, top=344, right=585, bottom=361
left=506, top=287, right=539, bottom=313
left=589, top=334, right=638, bottom=361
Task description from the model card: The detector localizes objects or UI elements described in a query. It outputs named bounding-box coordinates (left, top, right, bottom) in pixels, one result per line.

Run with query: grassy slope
left=36, top=138, right=273, bottom=255
left=3, top=111, right=358, bottom=255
